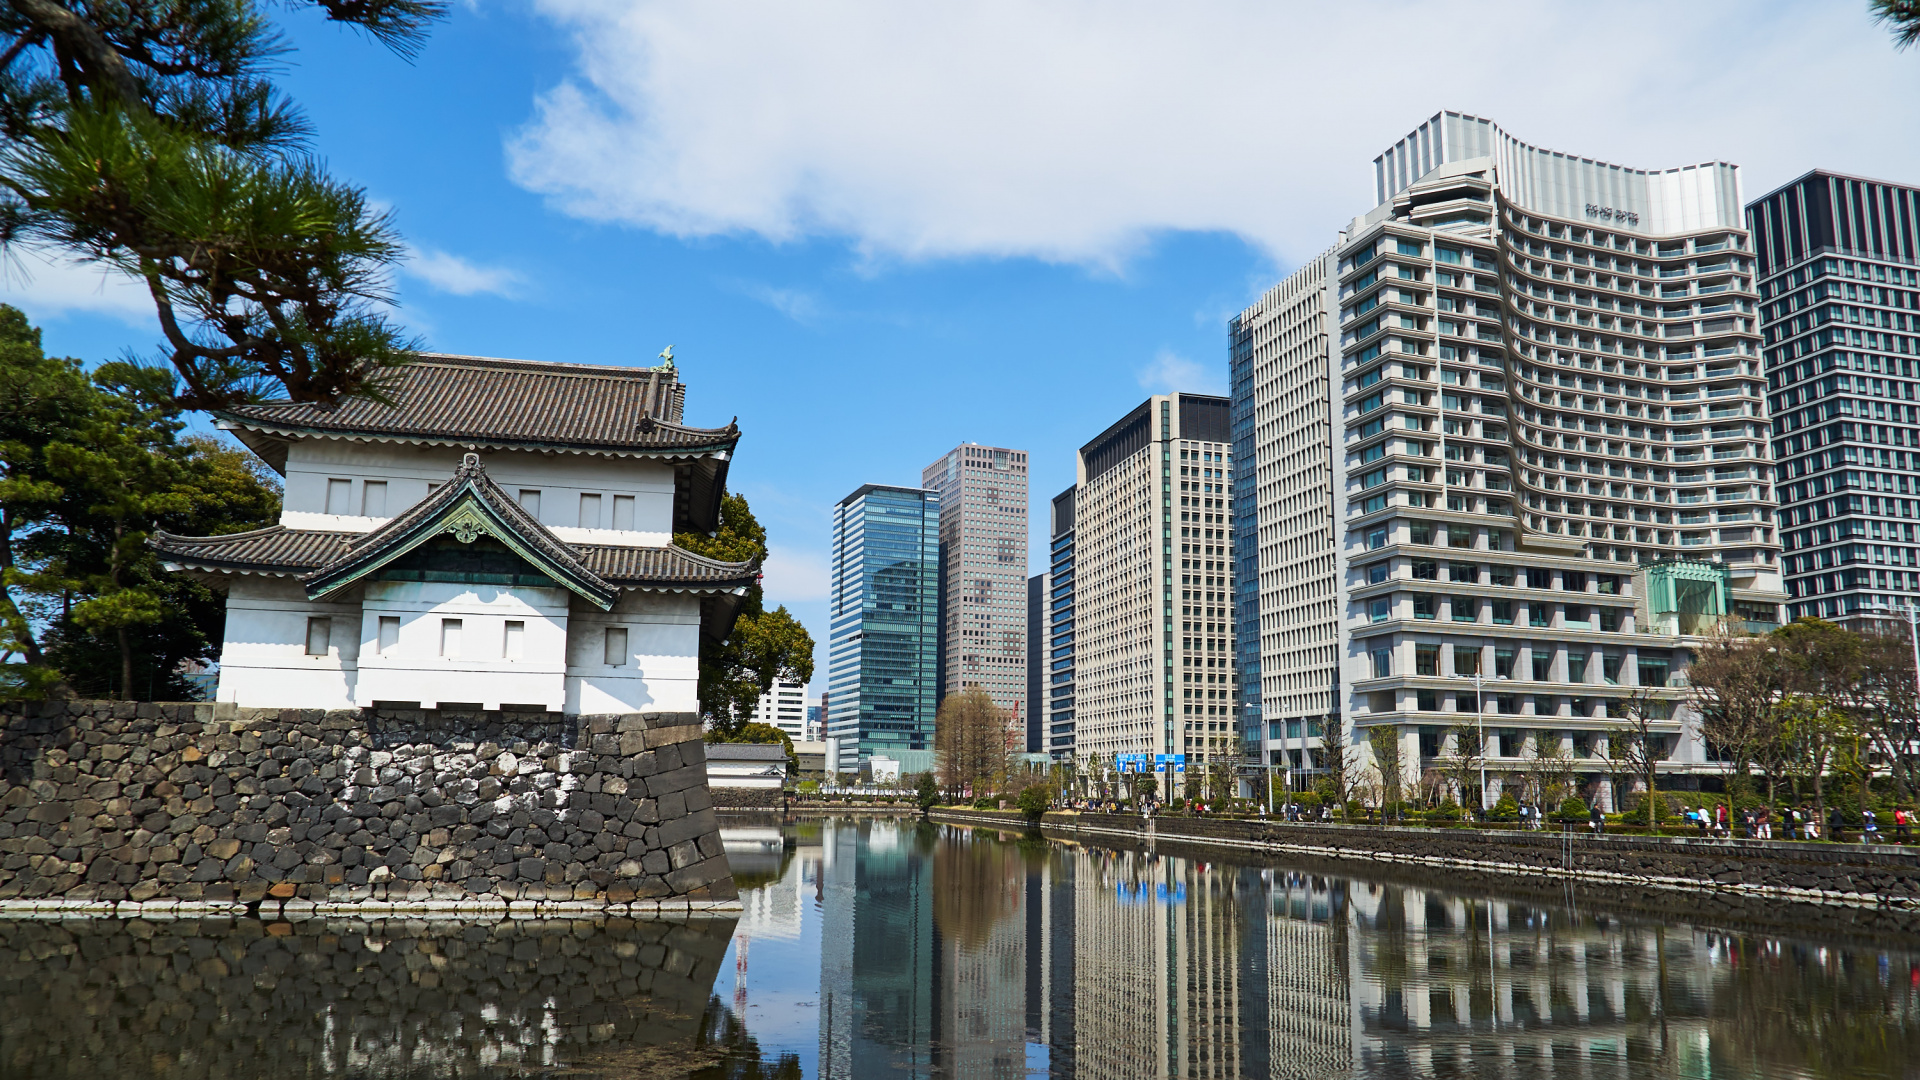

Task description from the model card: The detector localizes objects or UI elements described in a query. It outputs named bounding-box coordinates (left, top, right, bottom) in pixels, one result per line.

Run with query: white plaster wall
left=216, top=577, right=359, bottom=709
left=355, top=579, right=570, bottom=711
left=566, top=591, right=702, bottom=714
left=277, top=440, right=679, bottom=544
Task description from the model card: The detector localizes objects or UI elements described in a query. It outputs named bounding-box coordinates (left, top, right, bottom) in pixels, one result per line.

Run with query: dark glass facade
left=1046, top=486, right=1075, bottom=761
left=827, top=484, right=941, bottom=768
left=1229, top=312, right=1261, bottom=759
left=1750, top=170, right=1920, bottom=625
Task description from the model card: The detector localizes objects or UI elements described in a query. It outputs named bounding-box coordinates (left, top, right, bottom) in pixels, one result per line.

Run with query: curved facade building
left=1240, top=112, right=1787, bottom=801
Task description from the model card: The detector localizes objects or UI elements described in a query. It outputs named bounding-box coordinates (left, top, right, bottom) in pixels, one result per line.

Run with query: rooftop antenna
left=658, top=345, right=676, bottom=370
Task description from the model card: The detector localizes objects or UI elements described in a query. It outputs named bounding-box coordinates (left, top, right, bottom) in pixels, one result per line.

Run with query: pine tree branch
left=6, top=0, right=143, bottom=103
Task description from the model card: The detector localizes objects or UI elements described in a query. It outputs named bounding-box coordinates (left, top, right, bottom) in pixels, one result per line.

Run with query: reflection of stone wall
left=0, top=914, right=735, bottom=1078
left=0, top=700, right=734, bottom=907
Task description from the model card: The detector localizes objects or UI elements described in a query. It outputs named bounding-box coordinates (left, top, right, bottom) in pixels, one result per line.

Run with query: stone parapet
left=0, top=700, right=736, bottom=908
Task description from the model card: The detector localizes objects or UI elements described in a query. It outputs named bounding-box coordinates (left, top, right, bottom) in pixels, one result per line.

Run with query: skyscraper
left=922, top=444, right=1030, bottom=741
left=827, top=484, right=942, bottom=772
left=1239, top=111, right=1787, bottom=800
left=1045, top=487, right=1077, bottom=761
left=1748, top=170, right=1920, bottom=627
left=748, top=677, right=808, bottom=741
left=1074, top=394, right=1237, bottom=789
left=1027, top=573, right=1045, bottom=754
left=1232, top=251, right=1342, bottom=774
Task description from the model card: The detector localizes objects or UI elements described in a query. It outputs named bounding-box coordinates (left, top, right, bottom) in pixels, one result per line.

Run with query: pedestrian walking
left=1864, top=809, right=1880, bottom=844
left=1740, top=807, right=1755, bottom=840
left=1828, top=807, right=1844, bottom=843
left=1715, top=802, right=1729, bottom=838
left=1897, top=807, right=1913, bottom=842
left=1590, top=803, right=1605, bottom=835
left=1760, top=807, right=1773, bottom=840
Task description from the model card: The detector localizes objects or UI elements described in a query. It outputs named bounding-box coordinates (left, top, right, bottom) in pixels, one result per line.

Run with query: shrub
left=1554, top=796, right=1589, bottom=823
left=797, top=780, right=820, bottom=796
left=1170, top=797, right=1187, bottom=811
left=1016, top=784, right=1051, bottom=823
left=1427, top=800, right=1463, bottom=823
left=1293, top=791, right=1323, bottom=809
left=1490, top=793, right=1520, bottom=823
left=970, top=796, right=997, bottom=810
left=915, top=773, right=939, bottom=812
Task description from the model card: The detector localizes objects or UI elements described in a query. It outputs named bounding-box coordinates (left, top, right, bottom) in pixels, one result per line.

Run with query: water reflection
left=0, top=913, right=760, bottom=1079
left=721, top=817, right=1920, bottom=1079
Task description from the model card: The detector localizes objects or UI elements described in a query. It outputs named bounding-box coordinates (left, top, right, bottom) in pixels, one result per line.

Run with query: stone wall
left=0, top=700, right=735, bottom=909
left=932, top=808, right=1920, bottom=906
left=0, top=914, right=735, bottom=1078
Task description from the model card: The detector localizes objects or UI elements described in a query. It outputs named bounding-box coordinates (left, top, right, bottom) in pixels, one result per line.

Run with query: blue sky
left=7, top=1, right=1918, bottom=696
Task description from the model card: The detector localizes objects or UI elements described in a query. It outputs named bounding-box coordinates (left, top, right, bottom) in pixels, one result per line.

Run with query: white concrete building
left=154, top=354, right=758, bottom=713
left=1072, top=395, right=1237, bottom=793
left=749, top=677, right=808, bottom=740
left=1236, top=111, right=1788, bottom=802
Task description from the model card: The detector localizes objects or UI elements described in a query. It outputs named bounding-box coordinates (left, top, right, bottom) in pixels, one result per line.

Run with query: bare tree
left=937, top=687, right=1009, bottom=800
left=1437, top=722, right=1485, bottom=811
left=1685, top=625, right=1783, bottom=797
left=1523, top=731, right=1578, bottom=811
left=1367, top=725, right=1405, bottom=810
left=1614, top=688, right=1673, bottom=830
left=1852, top=626, right=1920, bottom=802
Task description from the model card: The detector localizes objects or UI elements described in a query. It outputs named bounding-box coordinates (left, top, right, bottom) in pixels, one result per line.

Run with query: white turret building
left=153, top=354, right=758, bottom=714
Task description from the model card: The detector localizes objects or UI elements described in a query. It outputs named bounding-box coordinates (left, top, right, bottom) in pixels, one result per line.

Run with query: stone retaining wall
left=933, top=808, right=1920, bottom=906
left=0, top=700, right=735, bottom=909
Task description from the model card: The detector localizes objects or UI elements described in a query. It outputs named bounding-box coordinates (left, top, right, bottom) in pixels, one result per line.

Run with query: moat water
left=2, top=816, right=1917, bottom=1078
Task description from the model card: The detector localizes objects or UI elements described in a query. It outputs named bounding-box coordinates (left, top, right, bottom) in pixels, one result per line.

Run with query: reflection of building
left=818, top=818, right=936, bottom=1077
left=827, top=485, right=942, bottom=771
left=1071, top=849, right=1244, bottom=1079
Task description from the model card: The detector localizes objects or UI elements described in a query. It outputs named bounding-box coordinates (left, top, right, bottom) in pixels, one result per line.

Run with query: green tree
left=0, top=0, right=442, bottom=408
left=0, top=304, right=280, bottom=697
left=1016, top=783, right=1050, bottom=824
left=914, top=770, right=939, bottom=812
left=1873, top=0, right=1920, bottom=48
left=676, top=494, right=814, bottom=737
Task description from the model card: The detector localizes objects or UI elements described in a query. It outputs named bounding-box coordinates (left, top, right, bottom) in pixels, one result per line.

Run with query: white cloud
left=508, top=1, right=1920, bottom=269
left=0, top=250, right=154, bottom=325
left=403, top=246, right=526, bottom=297
left=739, top=282, right=823, bottom=323
left=762, top=545, right=830, bottom=605
left=1138, top=348, right=1223, bottom=396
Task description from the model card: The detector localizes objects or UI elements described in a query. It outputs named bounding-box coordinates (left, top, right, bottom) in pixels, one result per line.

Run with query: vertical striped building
left=1748, top=171, right=1920, bottom=626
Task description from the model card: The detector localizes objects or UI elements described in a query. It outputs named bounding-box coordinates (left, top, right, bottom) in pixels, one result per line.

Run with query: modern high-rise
left=1045, top=488, right=1077, bottom=761
left=1748, top=170, right=1920, bottom=627
left=922, top=444, right=1030, bottom=742
left=1239, top=111, right=1787, bottom=800
left=827, top=484, right=942, bottom=772
left=748, top=677, right=808, bottom=741
left=1074, top=395, right=1237, bottom=788
left=1026, top=573, right=1046, bottom=753
left=1232, top=250, right=1343, bottom=774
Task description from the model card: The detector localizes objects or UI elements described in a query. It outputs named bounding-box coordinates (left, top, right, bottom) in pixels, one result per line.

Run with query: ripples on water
left=2, top=817, right=1917, bottom=1079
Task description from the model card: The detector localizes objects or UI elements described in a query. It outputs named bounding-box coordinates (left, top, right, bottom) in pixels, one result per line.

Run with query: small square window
left=305, top=617, right=331, bottom=657
left=378, top=616, right=400, bottom=655
left=503, top=620, right=525, bottom=661
left=604, top=626, right=629, bottom=667
left=440, top=618, right=462, bottom=658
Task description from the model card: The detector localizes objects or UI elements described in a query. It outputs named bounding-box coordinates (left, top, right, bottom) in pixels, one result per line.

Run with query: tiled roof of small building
left=214, top=353, right=738, bottom=458
left=150, top=526, right=359, bottom=575
left=703, top=742, right=791, bottom=761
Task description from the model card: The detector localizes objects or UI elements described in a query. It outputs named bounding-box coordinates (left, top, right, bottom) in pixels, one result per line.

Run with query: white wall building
left=921, top=444, right=1030, bottom=738
left=749, top=678, right=808, bottom=740
left=1238, top=111, right=1788, bottom=801
left=1072, top=395, right=1237, bottom=792
left=154, top=354, right=758, bottom=713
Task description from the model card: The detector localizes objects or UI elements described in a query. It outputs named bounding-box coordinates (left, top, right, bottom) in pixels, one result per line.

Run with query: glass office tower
left=827, top=484, right=942, bottom=771
left=1749, top=170, right=1920, bottom=627
left=1046, top=487, right=1076, bottom=761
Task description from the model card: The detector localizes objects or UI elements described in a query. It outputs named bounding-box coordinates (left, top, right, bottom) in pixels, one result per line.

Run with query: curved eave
left=214, top=416, right=738, bottom=464
left=304, top=496, right=619, bottom=611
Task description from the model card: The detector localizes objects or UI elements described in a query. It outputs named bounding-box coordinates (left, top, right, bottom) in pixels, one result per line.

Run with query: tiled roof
left=576, top=544, right=760, bottom=589
left=152, top=526, right=356, bottom=574
left=215, top=353, right=737, bottom=457
left=703, top=742, right=790, bottom=761
left=301, top=453, right=620, bottom=608
left=154, top=464, right=757, bottom=597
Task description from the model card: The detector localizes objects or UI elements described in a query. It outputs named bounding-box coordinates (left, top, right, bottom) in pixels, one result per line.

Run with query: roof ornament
left=457, top=452, right=483, bottom=474
left=658, top=345, right=675, bottom=370
left=638, top=415, right=657, bottom=434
